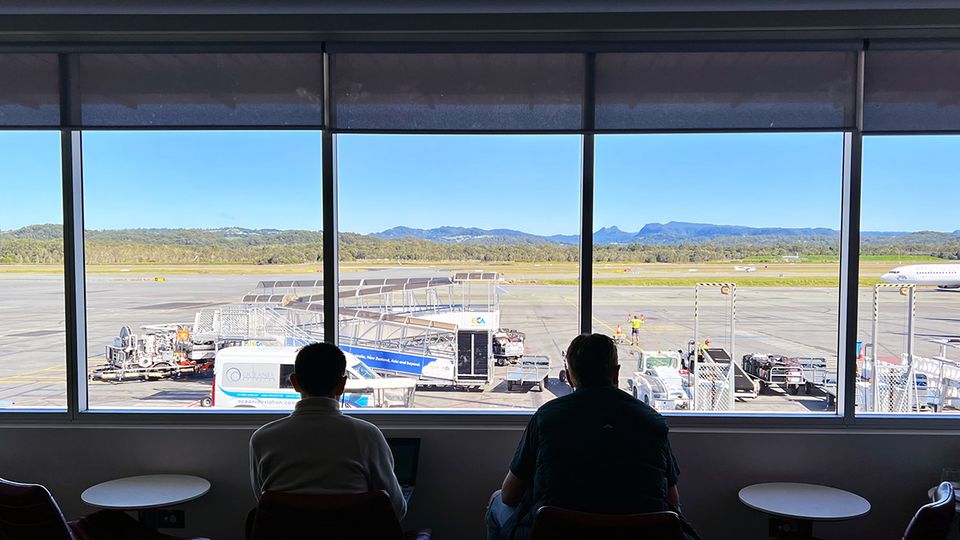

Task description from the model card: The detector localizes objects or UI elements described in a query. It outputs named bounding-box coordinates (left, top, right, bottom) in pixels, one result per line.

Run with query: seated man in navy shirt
left=485, top=333, right=698, bottom=540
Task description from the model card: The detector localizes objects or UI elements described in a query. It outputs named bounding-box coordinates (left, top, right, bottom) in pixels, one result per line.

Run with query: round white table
left=82, top=474, right=210, bottom=529
left=739, top=482, right=870, bottom=539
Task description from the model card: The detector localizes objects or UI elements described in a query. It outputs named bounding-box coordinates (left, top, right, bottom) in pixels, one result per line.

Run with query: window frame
left=0, top=41, right=957, bottom=431
left=0, top=128, right=69, bottom=417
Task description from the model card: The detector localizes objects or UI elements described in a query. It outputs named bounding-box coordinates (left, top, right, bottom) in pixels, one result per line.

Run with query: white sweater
left=249, top=396, right=406, bottom=519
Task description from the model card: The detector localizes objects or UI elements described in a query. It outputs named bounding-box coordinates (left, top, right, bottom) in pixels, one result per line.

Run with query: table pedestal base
left=137, top=509, right=160, bottom=531
left=769, top=517, right=823, bottom=540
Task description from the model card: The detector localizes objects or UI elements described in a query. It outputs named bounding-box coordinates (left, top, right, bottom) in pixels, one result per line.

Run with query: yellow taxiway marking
left=0, top=379, right=64, bottom=385
left=0, top=365, right=64, bottom=383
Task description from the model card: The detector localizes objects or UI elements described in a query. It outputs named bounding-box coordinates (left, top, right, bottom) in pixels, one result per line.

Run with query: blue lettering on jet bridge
left=340, top=345, right=433, bottom=376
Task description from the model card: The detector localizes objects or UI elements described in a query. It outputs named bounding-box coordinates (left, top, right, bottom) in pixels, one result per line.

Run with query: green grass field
left=536, top=277, right=885, bottom=287
left=0, top=259, right=925, bottom=288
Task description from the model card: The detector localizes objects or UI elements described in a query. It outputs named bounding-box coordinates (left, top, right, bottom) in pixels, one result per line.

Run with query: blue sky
left=861, top=136, right=960, bottom=232
left=337, top=135, right=580, bottom=235
left=0, top=131, right=957, bottom=234
left=0, top=131, right=63, bottom=228
left=594, top=133, right=843, bottom=232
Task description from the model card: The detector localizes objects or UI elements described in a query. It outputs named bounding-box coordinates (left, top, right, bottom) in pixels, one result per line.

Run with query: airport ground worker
left=629, top=314, right=645, bottom=345
left=697, top=339, right=711, bottom=361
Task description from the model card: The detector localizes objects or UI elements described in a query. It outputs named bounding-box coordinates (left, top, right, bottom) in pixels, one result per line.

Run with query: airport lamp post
left=726, top=285, right=736, bottom=411
left=906, top=286, right=915, bottom=363
left=906, top=286, right=916, bottom=411
left=871, top=284, right=917, bottom=412
left=694, top=283, right=737, bottom=411
left=728, top=285, right=736, bottom=369
left=693, top=285, right=699, bottom=409
left=872, top=284, right=880, bottom=412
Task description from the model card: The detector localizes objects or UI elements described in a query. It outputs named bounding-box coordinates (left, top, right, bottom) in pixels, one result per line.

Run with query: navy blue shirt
left=506, top=385, right=679, bottom=539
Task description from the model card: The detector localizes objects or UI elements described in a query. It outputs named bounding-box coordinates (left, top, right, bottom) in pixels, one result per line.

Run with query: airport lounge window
left=857, top=135, right=960, bottom=415
left=0, top=131, right=66, bottom=410
left=81, top=131, right=323, bottom=409
left=336, top=134, right=581, bottom=410
left=593, top=133, right=843, bottom=414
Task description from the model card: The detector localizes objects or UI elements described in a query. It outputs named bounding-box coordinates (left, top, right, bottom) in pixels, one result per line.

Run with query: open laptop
left=386, top=438, right=421, bottom=504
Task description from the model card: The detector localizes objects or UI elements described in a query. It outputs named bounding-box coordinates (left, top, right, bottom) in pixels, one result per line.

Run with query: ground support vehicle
left=823, top=379, right=867, bottom=409
left=493, top=328, right=525, bottom=366
left=823, top=378, right=922, bottom=412
left=506, top=355, right=551, bottom=392
left=91, top=324, right=216, bottom=382
left=907, top=339, right=960, bottom=411
left=336, top=273, right=501, bottom=389
left=103, top=273, right=505, bottom=392
left=742, top=354, right=805, bottom=395
left=238, top=273, right=502, bottom=389
left=857, top=358, right=938, bottom=413
left=793, top=356, right=834, bottom=395
left=210, top=346, right=415, bottom=409
left=626, top=351, right=690, bottom=410
left=694, top=346, right=760, bottom=400
left=689, top=282, right=759, bottom=409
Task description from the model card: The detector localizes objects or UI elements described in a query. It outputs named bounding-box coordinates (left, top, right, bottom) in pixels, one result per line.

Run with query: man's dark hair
left=566, top=333, right=618, bottom=387
left=294, top=343, right=347, bottom=396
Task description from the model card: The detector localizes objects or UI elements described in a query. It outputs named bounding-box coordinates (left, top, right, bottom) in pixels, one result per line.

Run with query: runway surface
left=2, top=268, right=958, bottom=413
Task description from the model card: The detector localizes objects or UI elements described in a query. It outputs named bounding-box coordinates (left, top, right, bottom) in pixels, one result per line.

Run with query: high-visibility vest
left=632, top=318, right=642, bottom=329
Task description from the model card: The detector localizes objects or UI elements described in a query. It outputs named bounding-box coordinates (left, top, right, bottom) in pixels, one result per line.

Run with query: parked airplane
left=882, top=264, right=960, bottom=288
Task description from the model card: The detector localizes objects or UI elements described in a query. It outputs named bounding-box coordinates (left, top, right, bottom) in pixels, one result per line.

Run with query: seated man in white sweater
left=249, top=342, right=406, bottom=519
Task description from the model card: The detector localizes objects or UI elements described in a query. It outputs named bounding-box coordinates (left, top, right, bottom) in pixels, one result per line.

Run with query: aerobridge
left=197, top=273, right=501, bottom=386
left=251, top=277, right=455, bottom=297
left=252, top=273, right=497, bottom=294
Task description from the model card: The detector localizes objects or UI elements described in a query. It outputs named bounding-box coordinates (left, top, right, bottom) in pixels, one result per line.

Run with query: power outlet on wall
left=158, top=509, right=185, bottom=529
left=769, top=517, right=812, bottom=538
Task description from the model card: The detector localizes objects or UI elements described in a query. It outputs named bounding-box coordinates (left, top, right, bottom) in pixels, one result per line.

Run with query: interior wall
left=1, top=424, right=957, bottom=540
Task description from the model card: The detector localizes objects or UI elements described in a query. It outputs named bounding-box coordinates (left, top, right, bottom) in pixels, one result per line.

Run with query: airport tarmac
left=2, top=269, right=958, bottom=413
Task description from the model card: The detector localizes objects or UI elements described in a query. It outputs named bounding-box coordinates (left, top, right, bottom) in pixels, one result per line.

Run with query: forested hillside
left=1, top=225, right=958, bottom=264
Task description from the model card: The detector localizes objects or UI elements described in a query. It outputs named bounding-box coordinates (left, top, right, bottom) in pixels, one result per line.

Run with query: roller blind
left=0, top=54, right=60, bottom=126
left=595, top=50, right=857, bottom=130
left=330, top=53, right=584, bottom=131
left=75, top=53, right=324, bottom=127
left=864, top=49, right=960, bottom=132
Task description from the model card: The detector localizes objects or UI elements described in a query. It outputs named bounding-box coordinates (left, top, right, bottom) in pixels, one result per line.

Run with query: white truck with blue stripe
left=209, top=346, right=416, bottom=409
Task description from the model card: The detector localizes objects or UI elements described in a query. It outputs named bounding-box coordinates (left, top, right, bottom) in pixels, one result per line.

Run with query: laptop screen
left=387, top=437, right=420, bottom=487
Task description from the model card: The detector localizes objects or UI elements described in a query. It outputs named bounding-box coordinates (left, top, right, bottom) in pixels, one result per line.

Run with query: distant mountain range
left=1, top=224, right=325, bottom=246
left=373, top=222, right=933, bottom=245
left=2, top=221, right=952, bottom=246
left=374, top=226, right=579, bottom=245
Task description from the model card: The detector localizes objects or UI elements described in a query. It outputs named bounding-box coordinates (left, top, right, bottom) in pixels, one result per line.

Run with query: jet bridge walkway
left=231, top=275, right=502, bottom=386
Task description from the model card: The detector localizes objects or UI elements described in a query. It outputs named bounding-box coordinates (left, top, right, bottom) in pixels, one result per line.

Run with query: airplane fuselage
left=881, top=264, right=960, bottom=287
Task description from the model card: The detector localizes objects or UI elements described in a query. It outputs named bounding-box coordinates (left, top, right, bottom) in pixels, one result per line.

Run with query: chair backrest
left=903, top=482, right=956, bottom=540
left=0, top=478, right=75, bottom=540
left=529, top=506, right=684, bottom=540
left=250, top=490, right=404, bottom=540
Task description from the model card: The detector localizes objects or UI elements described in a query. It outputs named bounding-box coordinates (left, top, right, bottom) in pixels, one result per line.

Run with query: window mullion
left=61, top=129, right=88, bottom=418
left=322, top=129, right=338, bottom=344
left=579, top=52, right=596, bottom=334
left=322, top=49, right=338, bottom=344
left=840, top=48, right=865, bottom=423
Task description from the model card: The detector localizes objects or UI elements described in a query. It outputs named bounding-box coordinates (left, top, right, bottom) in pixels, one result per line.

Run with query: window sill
left=1, top=408, right=959, bottom=432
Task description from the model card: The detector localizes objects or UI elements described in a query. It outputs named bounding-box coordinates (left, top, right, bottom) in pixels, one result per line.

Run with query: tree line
left=3, top=226, right=960, bottom=265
